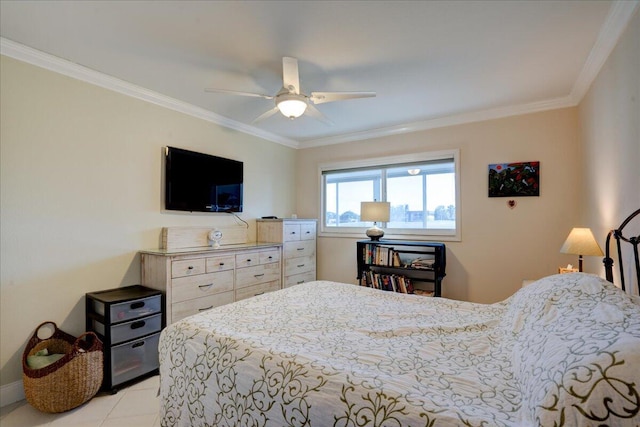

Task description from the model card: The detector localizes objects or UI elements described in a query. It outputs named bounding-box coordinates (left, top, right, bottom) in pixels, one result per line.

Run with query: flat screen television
left=165, top=146, right=243, bottom=212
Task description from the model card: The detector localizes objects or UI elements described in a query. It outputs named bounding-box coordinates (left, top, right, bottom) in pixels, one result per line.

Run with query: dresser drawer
left=236, top=263, right=281, bottom=289
left=284, top=240, right=316, bottom=259
left=235, top=251, right=262, bottom=268
left=171, top=258, right=206, bottom=278
left=235, top=280, right=280, bottom=301
left=171, top=291, right=234, bottom=322
left=206, top=255, right=235, bottom=273
left=171, top=270, right=234, bottom=303
left=300, top=223, right=316, bottom=241
left=111, top=332, right=160, bottom=387
left=283, top=223, right=301, bottom=241
left=92, top=295, right=162, bottom=323
left=92, top=313, right=162, bottom=345
left=284, top=255, right=316, bottom=276
left=259, top=249, right=280, bottom=264
left=284, top=271, right=316, bottom=288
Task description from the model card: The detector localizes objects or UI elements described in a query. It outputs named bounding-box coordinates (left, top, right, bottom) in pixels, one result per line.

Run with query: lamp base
left=366, top=225, right=385, bottom=241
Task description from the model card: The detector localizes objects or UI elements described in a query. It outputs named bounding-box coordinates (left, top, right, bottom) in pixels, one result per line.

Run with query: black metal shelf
left=357, top=240, right=446, bottom=297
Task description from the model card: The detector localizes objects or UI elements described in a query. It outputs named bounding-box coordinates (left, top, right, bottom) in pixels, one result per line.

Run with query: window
left=320, top=150, right=460, bottom=240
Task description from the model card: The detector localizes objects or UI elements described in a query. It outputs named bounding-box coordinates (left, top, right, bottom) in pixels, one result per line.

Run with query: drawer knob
left=297, top=280, right=305, bottom=284
left=297, top=264, right=305, bottom=267
left=199, top=306, right=213, bottom=311
left=254, top=273, right=264, bottom=278
left=132, top=341, right=145, bottom=349
left=199, top=284, right=214, bottom=290
left=188, top=266, right=194, bottom=270
left=130, top=320, right=146, bottom=330
left=291, top=231, right=296, bottom=235
left=297, top=248, right=304, bottom=251
left=246, top=259, right=252, bottom=262
left=254, top=292, right=265, bottom=296
left=219, top=262, right=225, bottom=266
left=130, top=301, right=145, bottom=310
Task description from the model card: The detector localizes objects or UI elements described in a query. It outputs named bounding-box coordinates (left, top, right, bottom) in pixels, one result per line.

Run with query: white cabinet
left=140, top=243, right=281, bottom=324
left=257, top=219, right=317, bottom=288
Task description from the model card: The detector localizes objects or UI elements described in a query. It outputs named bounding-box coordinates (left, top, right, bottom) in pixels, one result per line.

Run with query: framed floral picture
left=488, top=161, right=539, bottom=197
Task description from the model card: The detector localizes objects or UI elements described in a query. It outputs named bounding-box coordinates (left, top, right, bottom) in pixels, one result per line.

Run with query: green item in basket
left=27, top=348, right=65, bottom=369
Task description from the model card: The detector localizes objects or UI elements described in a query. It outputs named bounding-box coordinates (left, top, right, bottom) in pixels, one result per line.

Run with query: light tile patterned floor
left=0, top=375, right=160, bottom=427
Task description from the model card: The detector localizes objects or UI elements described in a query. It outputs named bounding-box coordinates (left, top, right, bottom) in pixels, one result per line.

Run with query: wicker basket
left=22, top=321, right=104, bottom=413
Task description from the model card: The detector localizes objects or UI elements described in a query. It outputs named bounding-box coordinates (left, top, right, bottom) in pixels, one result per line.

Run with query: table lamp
left=361, top=201, right=390, bottom=241
left=560, top=227, right=603, bottom=272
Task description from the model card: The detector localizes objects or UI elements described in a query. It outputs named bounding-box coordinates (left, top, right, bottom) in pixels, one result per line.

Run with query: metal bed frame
left=603, top=208, right=640, bottom=294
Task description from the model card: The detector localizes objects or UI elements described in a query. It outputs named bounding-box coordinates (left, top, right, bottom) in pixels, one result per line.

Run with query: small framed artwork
left=488, top=161, right=540, bottom=197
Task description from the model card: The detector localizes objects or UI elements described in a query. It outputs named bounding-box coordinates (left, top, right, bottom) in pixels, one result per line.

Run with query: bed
left=159, top=212, right=640, bottom=427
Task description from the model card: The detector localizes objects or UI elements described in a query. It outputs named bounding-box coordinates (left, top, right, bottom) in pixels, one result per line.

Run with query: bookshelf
left=356, top=240, right=446, bottom=297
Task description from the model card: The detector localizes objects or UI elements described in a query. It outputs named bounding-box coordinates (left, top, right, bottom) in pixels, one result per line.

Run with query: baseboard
left=0, top=380, right=25, bottom=408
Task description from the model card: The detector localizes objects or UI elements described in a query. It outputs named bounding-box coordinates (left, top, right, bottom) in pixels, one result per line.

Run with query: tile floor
left=0, top=375, right=160, bottom=427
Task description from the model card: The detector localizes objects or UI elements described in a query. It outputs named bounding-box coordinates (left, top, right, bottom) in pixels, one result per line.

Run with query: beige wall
left=0, top=56, right=297, bottom=387
left=296, top=108, right=582, bottom=303
left=578, top=8, right=640, bottom=282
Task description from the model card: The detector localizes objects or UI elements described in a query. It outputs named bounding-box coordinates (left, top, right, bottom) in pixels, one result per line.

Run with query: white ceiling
left=1, top=1, right=637, bottom=148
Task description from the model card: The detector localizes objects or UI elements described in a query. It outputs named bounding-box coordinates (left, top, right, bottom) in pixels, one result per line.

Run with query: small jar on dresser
left=257, top=218, right=317, bottom=288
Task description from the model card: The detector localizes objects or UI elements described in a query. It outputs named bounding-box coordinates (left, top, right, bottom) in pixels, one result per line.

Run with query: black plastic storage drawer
left=92, top=313, right=162, bottom=345
left=111, top=332, right=160, bottom=386
left=86, top=285, right=164, bottom=393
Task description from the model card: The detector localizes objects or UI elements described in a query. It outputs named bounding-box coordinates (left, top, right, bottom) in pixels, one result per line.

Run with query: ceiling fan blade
left=310, top=91, right=376, bottom=105
left=251, top=107, right=280, bottom=124
left=282, top=57, right=301, bottom=94
left=304, top=104, right=334, bottom=125
left=205, top=88, right=273, bottom=99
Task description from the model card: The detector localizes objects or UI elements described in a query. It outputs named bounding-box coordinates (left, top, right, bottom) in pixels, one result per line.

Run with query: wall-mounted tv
left=165, top=146, right=243, bottom=213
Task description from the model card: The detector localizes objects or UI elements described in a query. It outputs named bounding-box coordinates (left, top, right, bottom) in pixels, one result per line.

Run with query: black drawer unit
left=86, top=285, right=164, bottom=393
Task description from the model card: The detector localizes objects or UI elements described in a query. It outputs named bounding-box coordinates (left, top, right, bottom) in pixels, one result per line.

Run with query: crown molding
left=0, top=38, right=300, bottom=149
left=570, top=0, right=639, bottom=104
left=300, top=96, right=576, bottom=148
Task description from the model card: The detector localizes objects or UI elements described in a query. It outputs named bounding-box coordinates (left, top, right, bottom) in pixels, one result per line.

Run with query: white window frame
left=319, top=149, right=461, bottom=241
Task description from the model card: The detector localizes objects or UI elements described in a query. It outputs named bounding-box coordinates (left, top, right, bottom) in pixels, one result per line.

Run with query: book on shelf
left=359, top=271, right=415, bottom=294
left=363, top=243, right=435, bottom=269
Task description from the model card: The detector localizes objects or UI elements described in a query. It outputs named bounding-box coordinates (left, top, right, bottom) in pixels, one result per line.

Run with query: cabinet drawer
left=284, top=240, right=316, bottom=259
left=236, top=263, right=280, bottom=289
left=206, top=255, right=235, bottom=273
left=235, top=251, right=262, bottom=268
left=171, top=291, right=234, bottom=322
left=171, top=258, right=206, bottom=278
left=300, top=223, right=316, bottom=241
left=284, top=255, right=316, bottom=276
left=111, top=332, right=160, bottom=387
left=259, top=249, right=280, bottom=264
left=284, top=271, right=316, bottom=288
left=92, top=313, right=162, bottom=345
left=92, top=295, right=162, bottom=323
left=283, top=224, right=301, bottom=241
left=172, top=270, right=234, bottom=303
left=235, top=280, right=281, bottom=301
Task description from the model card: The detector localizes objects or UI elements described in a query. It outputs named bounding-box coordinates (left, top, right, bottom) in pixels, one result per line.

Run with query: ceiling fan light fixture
left=276, top=94, right=308, bottom=119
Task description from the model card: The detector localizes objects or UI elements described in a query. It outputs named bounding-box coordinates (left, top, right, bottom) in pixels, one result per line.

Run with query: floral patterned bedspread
left=159, top=273, right=640, bottom=426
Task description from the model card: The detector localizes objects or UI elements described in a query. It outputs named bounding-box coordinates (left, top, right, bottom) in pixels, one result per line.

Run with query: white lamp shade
left=361, top=201, right=390, bottom=222
left=560, top=227, right=603, bottom=256
left=276, top=95, right=307, bottom=118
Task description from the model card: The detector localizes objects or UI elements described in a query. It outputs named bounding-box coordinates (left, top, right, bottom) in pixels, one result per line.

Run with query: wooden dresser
left=140, top=243, right=281, bottom=324
left=257, top=219, right=317, bottom=288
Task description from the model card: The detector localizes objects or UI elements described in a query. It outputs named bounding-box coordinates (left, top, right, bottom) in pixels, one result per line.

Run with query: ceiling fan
left=205, top=57, right=376, bottom=124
